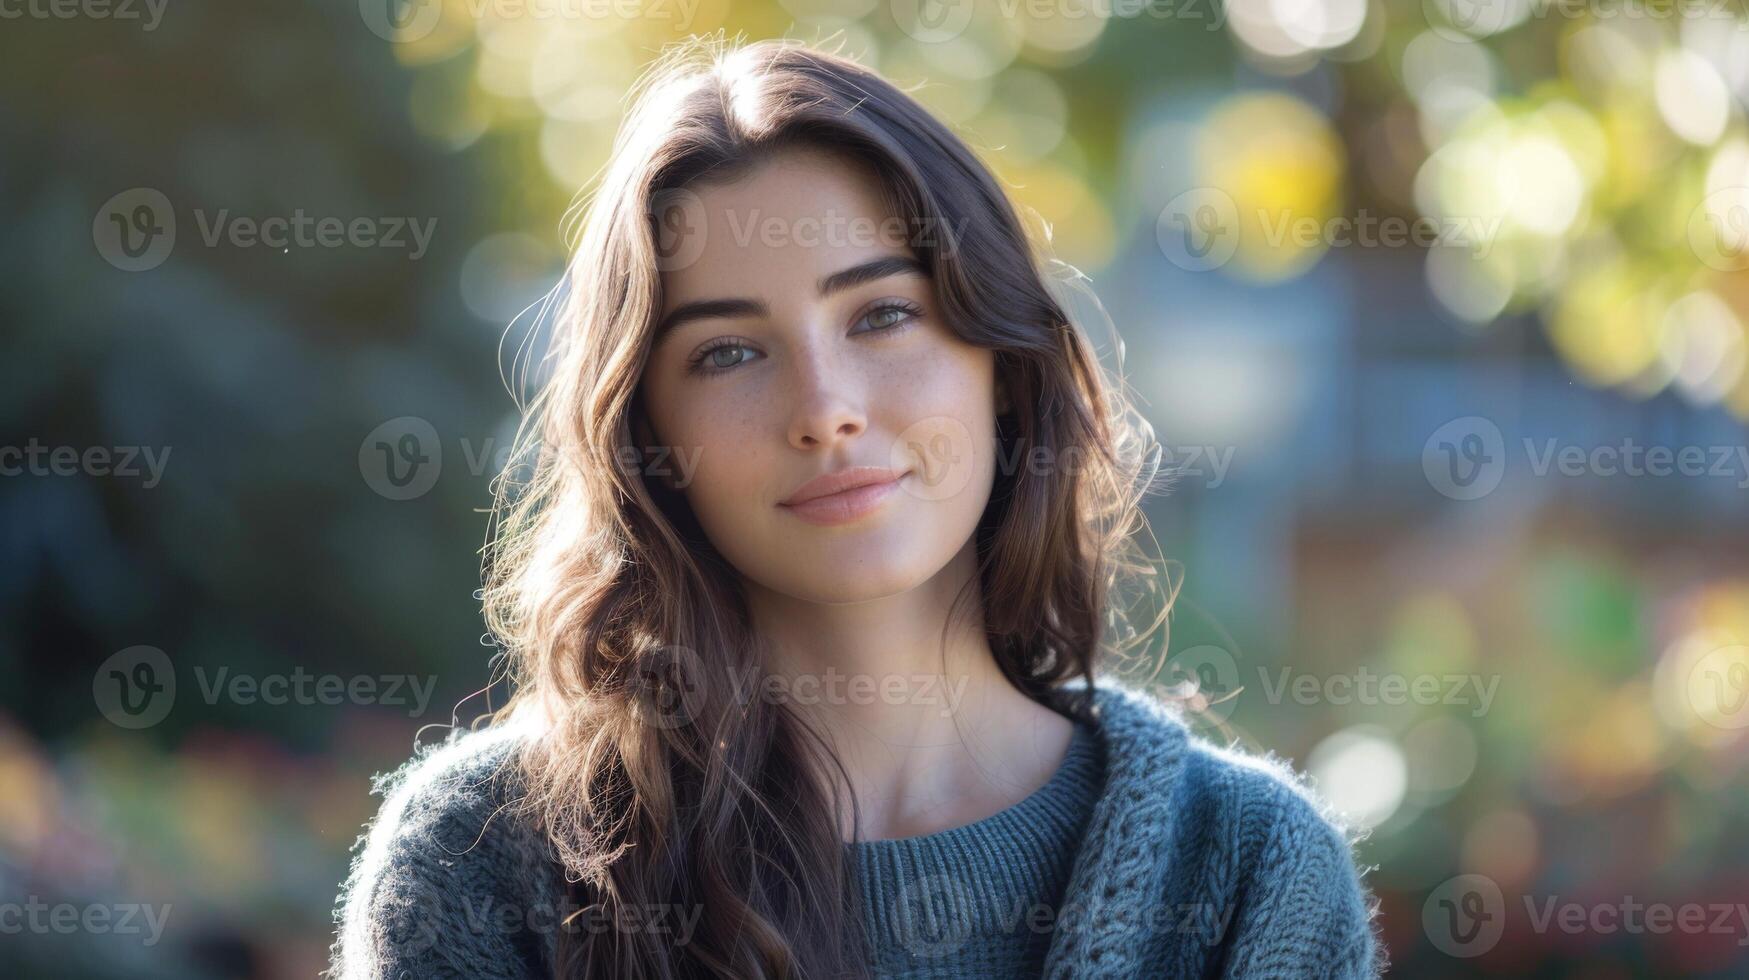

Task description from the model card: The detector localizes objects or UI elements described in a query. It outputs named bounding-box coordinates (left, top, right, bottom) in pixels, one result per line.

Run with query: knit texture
left=851, top=715, right=1103, bottom=977
left=327, top=675, right=1387, bottom=979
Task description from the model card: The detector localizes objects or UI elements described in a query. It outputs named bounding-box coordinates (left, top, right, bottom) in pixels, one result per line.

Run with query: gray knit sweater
left=852, top=715, right=1103, bottom=977
left=327, top=676, right=1386, bottom=978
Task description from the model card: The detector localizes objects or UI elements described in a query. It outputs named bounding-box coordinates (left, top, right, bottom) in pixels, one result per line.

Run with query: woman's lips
left=778, top=474, right=905, bottom=526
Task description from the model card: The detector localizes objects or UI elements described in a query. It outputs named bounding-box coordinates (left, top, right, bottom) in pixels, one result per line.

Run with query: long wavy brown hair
left=481, top=34, right=1173, bottom=980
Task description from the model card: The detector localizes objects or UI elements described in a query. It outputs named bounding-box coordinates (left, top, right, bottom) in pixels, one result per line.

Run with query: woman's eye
left=688, top=341, right=760, bottom=375
left=708, top=346, right=749, bottom=369
left=860, top=301, right=923, bottom=333
left=685, top=303, right=920, bottom=377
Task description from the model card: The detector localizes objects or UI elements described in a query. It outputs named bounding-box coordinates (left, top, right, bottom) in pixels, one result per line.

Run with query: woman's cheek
left=682, top=418, right=767, bottom=523
left=885, top=352, right=998, bottom=507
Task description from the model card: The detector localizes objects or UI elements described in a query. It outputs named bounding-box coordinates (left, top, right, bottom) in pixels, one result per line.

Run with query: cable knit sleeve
left=1218, top=775, right=1386, bottom=980
left=326, top=726, right=565, bottom=980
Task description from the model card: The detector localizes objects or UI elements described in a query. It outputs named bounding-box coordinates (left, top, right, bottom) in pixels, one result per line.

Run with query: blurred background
left=4, top=0, right=1748, bottom=976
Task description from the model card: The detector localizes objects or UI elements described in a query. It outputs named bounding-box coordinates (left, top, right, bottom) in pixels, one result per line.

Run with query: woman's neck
left=743, top=540, right=1077, bottom=842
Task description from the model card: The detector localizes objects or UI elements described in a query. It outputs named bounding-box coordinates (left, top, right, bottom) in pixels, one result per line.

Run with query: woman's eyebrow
left=655, top=254, right=931, bottom=342
left=655, top=298, right=766, bottom=342
left=816, top=254, right=930, bottom=299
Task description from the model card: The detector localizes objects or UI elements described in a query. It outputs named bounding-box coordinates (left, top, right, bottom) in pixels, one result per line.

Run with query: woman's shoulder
left=1078, top=674, right=1367, bottom=845
left=326, top=721, right=567, bottom=980
left=1073, top=675, right=1387, bottom=977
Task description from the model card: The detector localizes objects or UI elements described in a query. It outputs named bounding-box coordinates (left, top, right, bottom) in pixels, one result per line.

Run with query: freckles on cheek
left=685, top=408, right=767, bottom=489
left=892, top=351, right=990, bottom=421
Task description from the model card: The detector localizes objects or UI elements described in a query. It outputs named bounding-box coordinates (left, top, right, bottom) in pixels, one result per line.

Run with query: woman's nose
left=785, top=346, right=869, bottom=450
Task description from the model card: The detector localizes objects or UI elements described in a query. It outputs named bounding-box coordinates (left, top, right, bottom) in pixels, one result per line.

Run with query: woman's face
left=637, top=146, right=1001, bottom=605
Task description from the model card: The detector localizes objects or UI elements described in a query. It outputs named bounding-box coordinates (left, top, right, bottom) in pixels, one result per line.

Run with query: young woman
left=329, top=37, right=1383, bottom=979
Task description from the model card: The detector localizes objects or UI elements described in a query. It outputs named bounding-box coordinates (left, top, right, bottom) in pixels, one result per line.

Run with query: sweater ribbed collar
left=848, top=716, right=1104, bottom=974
